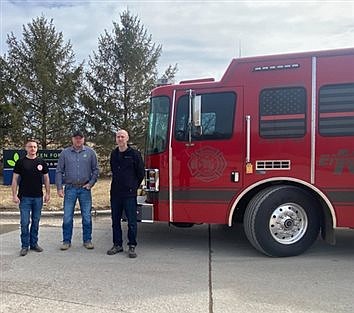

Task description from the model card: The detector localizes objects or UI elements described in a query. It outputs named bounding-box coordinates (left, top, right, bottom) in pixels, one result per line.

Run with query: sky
left=1, top=0, right=354, bottom=82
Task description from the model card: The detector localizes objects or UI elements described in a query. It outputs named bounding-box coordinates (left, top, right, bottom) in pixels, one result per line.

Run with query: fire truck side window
left=319, top=83, right=354, bottom=136
left=146, top=96, right=170, bottom=154
left=259, top=87, right=307, bottom=138
left=175, top=92, right=236, bottom=141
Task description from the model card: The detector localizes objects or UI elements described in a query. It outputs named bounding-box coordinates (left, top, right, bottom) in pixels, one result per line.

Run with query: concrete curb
left=0, top=196, right=147, bottom=219
left=0, top=209, right=111, bottom=218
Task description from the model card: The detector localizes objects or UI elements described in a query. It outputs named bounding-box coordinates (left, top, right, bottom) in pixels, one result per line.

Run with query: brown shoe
left=20, top=248, right=28, bottom=256
left=30, top=245, right=43, bottom=252
left=83, top=241, right=94, bottom=249
left=60, top=242, right=71, bottom=250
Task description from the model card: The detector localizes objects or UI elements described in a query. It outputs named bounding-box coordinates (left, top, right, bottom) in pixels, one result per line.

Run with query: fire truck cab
left=140, top=48, right=354, bottom=257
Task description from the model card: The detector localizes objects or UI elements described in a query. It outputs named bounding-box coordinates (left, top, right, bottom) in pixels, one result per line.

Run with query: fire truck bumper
left=121, top=196, right=153, bottom=222
left=136, top=195, right=154, bottom=222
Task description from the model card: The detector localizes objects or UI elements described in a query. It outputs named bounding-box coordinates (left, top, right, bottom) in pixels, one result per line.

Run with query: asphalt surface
left=1, top=216, right=354, bottom=313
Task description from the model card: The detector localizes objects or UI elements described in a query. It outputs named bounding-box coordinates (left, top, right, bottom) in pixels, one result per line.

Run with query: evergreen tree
left=82, top=10, right=171, bottom=157
left=160, top=63, right=178, bottom=82
left=5, top=16, right=83, bottom=148
left=0, top=56, right=22, bottom=147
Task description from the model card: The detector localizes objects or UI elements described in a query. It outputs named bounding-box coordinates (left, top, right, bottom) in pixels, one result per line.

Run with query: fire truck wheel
left=244, top=185, right=320, bottom=257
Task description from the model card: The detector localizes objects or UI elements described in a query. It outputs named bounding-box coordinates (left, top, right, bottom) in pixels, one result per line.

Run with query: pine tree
left=160, top=64, right=178, bottom=82
left=82, top=10, right=166, bottom=156
left=5, top=16, right=83, bottom=148
left=0, top=56, right=22, bottom=147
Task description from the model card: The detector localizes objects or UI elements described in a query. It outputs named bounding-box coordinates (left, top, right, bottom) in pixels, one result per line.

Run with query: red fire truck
left=138, top=47, right=354, bottom=257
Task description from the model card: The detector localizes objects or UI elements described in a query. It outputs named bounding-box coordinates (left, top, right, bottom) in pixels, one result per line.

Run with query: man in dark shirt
left=107, top=129, right=144, bottom=258
left=55, top=130, right=99, bottom=251
left=11, top=139, right=50, bottom=256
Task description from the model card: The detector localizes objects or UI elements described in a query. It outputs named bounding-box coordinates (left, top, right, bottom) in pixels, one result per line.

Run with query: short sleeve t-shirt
left=13, top=157, right=49, bottom=198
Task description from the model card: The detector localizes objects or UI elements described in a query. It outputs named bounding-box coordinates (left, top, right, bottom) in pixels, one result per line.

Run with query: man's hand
left=57, top=189, right=64, bottom=198
left=44, top=194, right=50, bottom=203
left=83, top=183, right=91, bottom=190
left=12, top=195, right=20, bottom=204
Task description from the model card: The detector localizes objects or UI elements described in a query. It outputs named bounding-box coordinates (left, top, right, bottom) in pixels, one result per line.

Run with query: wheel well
left=232, top=180, right=334, bottom=242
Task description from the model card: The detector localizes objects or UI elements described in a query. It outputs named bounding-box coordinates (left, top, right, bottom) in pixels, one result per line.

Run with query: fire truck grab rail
left=246, top=115, right=251, bottom=163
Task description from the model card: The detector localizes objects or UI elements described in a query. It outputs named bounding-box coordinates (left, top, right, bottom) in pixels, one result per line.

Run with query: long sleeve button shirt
left=55, top=145, right=99, bottom=191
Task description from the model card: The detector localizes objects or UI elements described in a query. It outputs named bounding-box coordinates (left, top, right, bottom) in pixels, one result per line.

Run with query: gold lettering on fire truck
left=319, top=149, right=354, bottom=175
left=188, top=146, right=227, bottom=182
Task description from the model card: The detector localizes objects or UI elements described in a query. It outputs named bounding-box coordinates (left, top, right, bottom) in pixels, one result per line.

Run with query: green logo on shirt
left=7, top=152, right=19, bottom=167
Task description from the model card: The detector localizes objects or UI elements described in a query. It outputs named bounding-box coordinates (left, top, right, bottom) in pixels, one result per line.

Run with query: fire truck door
left=315, top=55, right=354, bottom=226
left=170, top=88, right=243, bottom=224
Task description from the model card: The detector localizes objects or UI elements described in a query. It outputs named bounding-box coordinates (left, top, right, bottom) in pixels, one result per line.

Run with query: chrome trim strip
left=169, top=89, right=177, bottom=222
left=311, top=56, right=317, bottom=184
left=227, top=177, right=337, bottom=228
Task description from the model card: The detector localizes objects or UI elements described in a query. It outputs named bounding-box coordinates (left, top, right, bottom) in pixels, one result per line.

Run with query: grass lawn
left=0, top=178, right=111, bottom=211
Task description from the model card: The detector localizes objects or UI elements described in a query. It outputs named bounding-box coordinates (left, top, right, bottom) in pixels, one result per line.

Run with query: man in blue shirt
left=55, top=130, right=99, bottom=250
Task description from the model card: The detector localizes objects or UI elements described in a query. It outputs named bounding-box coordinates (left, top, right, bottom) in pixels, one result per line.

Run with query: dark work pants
left=110, top=196, right=137, bottom=247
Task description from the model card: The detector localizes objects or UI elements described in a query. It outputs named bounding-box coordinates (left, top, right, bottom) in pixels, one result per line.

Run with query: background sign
left=3, top=149, right=62, bottom=185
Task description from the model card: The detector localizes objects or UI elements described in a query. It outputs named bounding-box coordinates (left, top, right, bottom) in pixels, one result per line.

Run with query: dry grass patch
left=0, top=178, right=111, bottom=211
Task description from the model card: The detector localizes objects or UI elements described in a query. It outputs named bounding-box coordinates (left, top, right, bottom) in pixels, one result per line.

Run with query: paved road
left=1, top=216, right=354, bottom=313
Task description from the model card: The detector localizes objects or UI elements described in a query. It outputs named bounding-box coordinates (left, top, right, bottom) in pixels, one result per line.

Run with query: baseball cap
left=72, top=130, right=84, bottom=138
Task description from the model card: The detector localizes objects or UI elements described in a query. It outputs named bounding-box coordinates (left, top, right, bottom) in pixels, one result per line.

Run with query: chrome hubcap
left=269, top=203, right=308, bottom=244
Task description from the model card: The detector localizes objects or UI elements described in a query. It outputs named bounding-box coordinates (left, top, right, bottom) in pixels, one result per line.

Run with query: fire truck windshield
left=146, top=96, right=170, bottom=155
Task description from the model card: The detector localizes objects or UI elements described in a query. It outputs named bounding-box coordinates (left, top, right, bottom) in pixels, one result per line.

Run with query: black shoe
left=128, top=246, right=137, bottom=258
left=20, top=248, right=28, bottom=256
left=30, top=244, right=43, bottom=252
left=107, top=245, right=123, bottom=255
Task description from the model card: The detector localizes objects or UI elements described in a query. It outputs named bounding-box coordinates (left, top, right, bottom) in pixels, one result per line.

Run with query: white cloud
left=1, top=0, right=353, bottom=82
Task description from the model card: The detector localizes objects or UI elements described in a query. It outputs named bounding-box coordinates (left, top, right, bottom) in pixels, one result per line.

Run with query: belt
left=68, top=182, right=88, bottom=187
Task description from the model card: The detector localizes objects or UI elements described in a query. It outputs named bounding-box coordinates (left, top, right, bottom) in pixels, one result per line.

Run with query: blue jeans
left=110, top=197, right=137, bottom=247
left=19, top=197, right=43, bottom=249
left=62, top=185, right=92, bottom=243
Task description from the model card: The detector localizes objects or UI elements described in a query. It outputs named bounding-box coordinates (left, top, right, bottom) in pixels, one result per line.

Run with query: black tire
left=244, top=185, right=320, bottom=257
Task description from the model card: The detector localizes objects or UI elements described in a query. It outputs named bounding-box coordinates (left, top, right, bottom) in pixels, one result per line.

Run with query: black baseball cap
left=72, top=130, right=84, bottom=138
